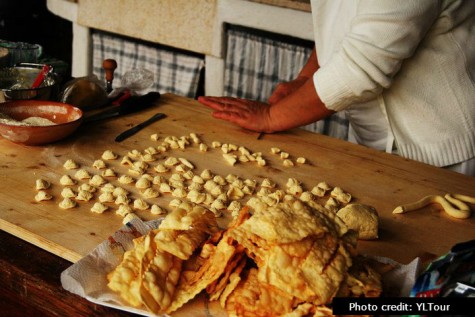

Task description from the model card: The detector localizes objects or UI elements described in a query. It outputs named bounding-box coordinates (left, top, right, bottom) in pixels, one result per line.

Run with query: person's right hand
left=197, top=96, right=274, bottom=132
left=268, top=76, right=308, bottom=104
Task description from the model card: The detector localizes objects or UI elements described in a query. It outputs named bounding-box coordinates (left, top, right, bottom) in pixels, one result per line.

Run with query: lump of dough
left=59, top=197, right=77, bottom=209
left=102, top=150, right=118, bottom=160
left=92, top=159, right=106, bottom=169
left=35, top=178, right=50, bottom=190
left=133, top=198, right=150, bottom=210
left=60, top=175, right=76, bottom=186
left=61, top=187, right=76, bottom=198
left=91, top=202, right=108, bottom=214
left=116, top=204, right=133, bottom=217
left=74, top=169, right=91, bottom=180
left=60, top=77, right=108, bottom=109
left=337, top=204, right=379, bottom=240
left=35, top=190, right=53, bottom=202
left=63, top=159, right=79, bottom=170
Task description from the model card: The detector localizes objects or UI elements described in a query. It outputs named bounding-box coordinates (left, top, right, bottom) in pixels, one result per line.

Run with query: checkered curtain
left=224, top=26, right=349, bottom=140
left=91, top=31, right=204, bottom=98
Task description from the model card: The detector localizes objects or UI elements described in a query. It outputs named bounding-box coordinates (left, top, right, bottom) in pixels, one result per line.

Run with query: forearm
left=297, top=47, right=319, bottom=79
left=267, top=77, right=334, bottom=132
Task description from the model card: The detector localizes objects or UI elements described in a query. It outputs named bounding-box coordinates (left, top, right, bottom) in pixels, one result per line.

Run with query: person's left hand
left=197, top=96, right=272, bottom=132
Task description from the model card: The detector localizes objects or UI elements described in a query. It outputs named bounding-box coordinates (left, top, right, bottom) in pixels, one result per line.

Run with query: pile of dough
left=336, top=204, right=379, bottom=240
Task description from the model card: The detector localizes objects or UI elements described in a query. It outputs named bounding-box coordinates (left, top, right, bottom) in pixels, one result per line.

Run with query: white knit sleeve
left=314, top=0, right=438, bottom=111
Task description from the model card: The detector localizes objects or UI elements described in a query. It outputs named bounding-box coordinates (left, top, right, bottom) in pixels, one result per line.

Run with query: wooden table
left=1, top=93, right=474, bottom=315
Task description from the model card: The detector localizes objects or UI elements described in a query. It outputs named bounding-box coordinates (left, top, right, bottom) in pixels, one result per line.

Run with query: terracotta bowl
left=0, top=100, right=83, bottom=145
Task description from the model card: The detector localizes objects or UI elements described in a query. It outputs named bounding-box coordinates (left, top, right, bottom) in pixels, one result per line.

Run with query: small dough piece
left=92, top=159, right=107, bottom=169
left=261, top=178, right=276, bottom=189
left=182, top=170, right=194, bottom=180
left=63, top=159, right=79, bottom=170
left=74, top=169, right=91, bottom=180
left=141, top=153, right=156, bottom=162
left=172, top=188, right=187, bottom=199
left=153, top=175, right=166, bottom=185
left=299, top=191, right=314, bottom=203
left=118, top=175, right=135, bottom=185
left=150, top=204, right=166, bottom=215
left=101, top=183, right=115, bottom=193
left=325, top=197, right=340, bottom=213
left=200, top=169, right=213, bottom=180
left=227, top=201, right=242, bottom=213
left=127, top=149, right=141, bottom=158
left=121, top=156, right=134, bottom=166
left=35, top=178, right=50, bottom=190
left=190, top=132, right=200, bottom=143
left=99, top=192, right=115, bottom=203
left=135, top=177, right=152, bottom=189
left=164, top=156, right=179, bottom=166
left=89, top=174, right=106, bottom=186
left=91, top=202, right=108, bottom=213
left=280, top=151, right=290, bottom=159
left=331, top=187, right=352, bottom=204
left=187, top=189, right=206, bottom=204
left=256, top=157, right=266, bottom=166
left=102, top=168, right=117, bottom=177
left=60, top=175, right=76, bottom=186
left=116, top=204, right=133, bottom=217
left=178, top=157, right=194, bottom=169
left=168, top=199, right=182, bottom=208
left=59, top=197, right=77, bottom=209
left=283, top=159, right=294, bottom=167
left=115, top=194, right=131, bottom=205
left=159, top=183, right=172, bottom=194
left=211, top=198, right=226, bottom=210
left=61, top=187, right=76, bottom=198
left=122, top=212, right=140, bottom=224
left=142, top=188, right=160, bottom=199
left=133, top=198, right=150, bottom=210
left=76, top=190, right=94, bottom=201
left=223, top=153, right=237, bottom=166
left=35, top=190, right=53, bottom=201
left=337, top=204, right=379, bottom=240
left=153, top=163, right=168, bottom=173
left=113, top=187, right=129, bottom=197
left=102, top=150, right=118, bottom=160
left=78, top=183, right=97, bottom=193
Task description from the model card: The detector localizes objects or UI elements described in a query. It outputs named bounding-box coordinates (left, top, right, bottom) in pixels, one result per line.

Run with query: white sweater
left=311, top=0, right=475, bottom=167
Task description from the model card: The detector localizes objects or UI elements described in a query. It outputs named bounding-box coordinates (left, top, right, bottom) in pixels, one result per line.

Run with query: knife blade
left=115, top=112, right=167, bottom=142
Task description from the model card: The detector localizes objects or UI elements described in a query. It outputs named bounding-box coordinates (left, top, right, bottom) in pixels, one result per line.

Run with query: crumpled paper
left=61, top=218, right=420, bottom=316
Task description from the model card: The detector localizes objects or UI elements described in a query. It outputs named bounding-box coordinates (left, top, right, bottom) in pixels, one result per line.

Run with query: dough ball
left=60, top=77, right=108, bottom=109
left=337, top=204, right=379, bottom=240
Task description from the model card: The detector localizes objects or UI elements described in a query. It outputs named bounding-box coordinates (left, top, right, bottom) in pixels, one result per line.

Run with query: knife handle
left=103, top=59, right=117, bottom=93
left=119, top=91, right=161, bottom=115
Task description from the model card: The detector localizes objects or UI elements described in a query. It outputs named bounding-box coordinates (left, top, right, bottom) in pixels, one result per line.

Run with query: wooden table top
left=0, top=93, right=474, bottom=314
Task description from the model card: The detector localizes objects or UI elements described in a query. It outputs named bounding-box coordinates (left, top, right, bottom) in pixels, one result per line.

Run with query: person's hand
left=197, top=96, right=273, bottom=132
left=268, top=76, right=308, bottom=104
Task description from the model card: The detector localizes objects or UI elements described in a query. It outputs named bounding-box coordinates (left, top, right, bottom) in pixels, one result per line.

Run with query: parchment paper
left=60, top=218, right=420, bottom=316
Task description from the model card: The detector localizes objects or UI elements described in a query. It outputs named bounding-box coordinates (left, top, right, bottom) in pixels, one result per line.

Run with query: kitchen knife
left=115, top=112, right=167, bottom=142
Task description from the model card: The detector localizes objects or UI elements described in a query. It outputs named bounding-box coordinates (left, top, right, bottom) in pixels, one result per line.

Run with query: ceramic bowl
left=0, top=100, right=83, bottom=145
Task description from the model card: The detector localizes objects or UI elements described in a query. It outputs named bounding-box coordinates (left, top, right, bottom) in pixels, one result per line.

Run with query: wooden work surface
left=1, top=93, right=474, bottom=268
